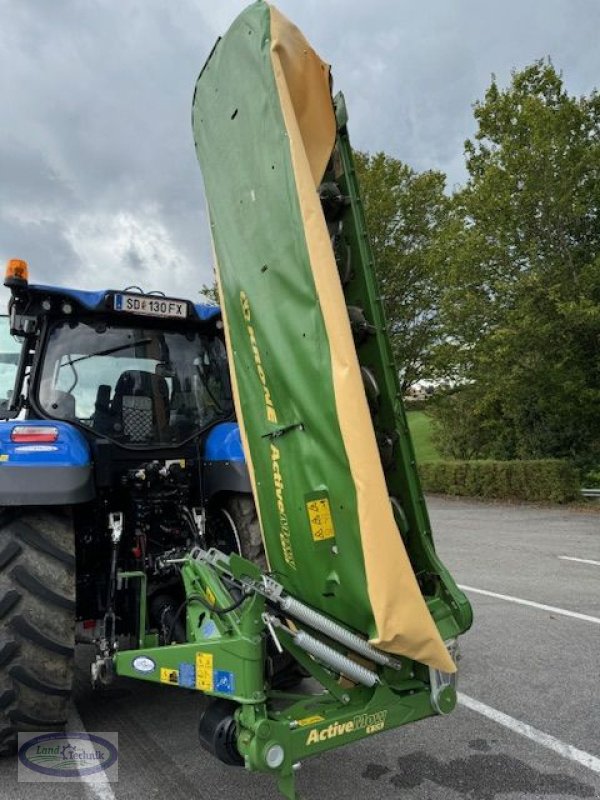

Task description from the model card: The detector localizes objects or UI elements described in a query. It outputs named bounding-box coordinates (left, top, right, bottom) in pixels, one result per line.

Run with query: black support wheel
left=0, top=509, right=75, bottom=757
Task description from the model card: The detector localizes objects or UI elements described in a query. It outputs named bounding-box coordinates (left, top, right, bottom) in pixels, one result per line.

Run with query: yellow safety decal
left=306, top=497, right=335, bottom=542
left=296, top=715, right=325, bottom=727
left=204, top=586, right=216, bottom=606
left=160, top=668, right=179, bottom=685
left=0, top=455, right=9, bottom=462
left=196, top=652, right=214, bottom=691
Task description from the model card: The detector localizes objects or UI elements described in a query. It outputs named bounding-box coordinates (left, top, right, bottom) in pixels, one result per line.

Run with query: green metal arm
left=114, top=549, right=458, bottom=800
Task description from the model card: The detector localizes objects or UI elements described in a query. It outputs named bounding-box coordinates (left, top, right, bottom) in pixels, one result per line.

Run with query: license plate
left=113, top=294, right=188, bottom=319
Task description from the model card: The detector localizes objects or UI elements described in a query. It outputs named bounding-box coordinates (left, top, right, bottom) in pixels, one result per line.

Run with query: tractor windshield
left=37, top=319, right=233, bottom=446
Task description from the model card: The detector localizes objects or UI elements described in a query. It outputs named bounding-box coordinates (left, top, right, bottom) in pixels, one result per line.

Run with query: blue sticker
left=202, top=621, right=218, bottom=638
left=214, top=670, right=235, bottom=695
left=178, top=662, right=196, bottom=688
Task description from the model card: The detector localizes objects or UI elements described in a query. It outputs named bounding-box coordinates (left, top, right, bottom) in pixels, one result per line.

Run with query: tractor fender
left=0, top=420, right=94, bottom=505
left=202, top=422, right=251, bottom=499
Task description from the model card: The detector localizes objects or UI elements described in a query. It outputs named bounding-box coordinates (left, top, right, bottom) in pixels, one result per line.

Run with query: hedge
left=418, top=459, right=580, bottom=504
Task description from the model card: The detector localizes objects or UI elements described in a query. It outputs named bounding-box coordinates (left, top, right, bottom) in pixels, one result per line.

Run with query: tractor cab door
left=0, top=315, right=22, bottom=416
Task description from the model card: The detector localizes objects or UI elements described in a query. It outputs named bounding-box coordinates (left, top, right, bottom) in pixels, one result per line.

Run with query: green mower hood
left=192, top=1, right=459, bottom=673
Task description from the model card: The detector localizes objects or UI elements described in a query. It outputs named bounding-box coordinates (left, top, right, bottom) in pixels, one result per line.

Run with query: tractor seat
left=110, top=370, right=170, bottom=443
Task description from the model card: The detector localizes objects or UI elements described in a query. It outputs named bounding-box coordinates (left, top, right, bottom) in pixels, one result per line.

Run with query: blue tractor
left=0, top=259, right=267, bottom=754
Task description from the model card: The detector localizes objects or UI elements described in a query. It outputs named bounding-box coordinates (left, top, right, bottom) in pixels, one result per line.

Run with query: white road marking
left=67, top=704, right=117, bottom=800
left=459, top=693, right=600, bottom=774
left=559, top=556, right=600, bottom=567
left=458, top=585, right=600, bottom=625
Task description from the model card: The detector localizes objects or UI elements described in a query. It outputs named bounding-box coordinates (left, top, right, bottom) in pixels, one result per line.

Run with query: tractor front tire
left=0, top=509, right=75, bottom=756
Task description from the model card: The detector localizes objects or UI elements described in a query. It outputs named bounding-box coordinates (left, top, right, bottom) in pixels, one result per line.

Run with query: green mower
left=113, top=3, right=473, bottom=798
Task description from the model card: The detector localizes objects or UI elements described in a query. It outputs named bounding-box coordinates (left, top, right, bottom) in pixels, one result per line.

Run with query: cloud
left=63, top=207, right=193, bottom=297
left=1, top=0, right=599, bottom=305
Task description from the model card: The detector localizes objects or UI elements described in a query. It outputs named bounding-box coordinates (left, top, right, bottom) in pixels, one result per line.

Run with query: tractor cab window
left=0, top=315, right=21, bottom=410
left=37, top=320, right=233, bottom=445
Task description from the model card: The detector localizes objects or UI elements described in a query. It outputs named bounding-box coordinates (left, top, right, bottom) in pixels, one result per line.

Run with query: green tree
left=200, top=279, right=219, bottom=305
left=435, top=61, right=600, bottom=468
left=355, top=152, right=450, bottom=390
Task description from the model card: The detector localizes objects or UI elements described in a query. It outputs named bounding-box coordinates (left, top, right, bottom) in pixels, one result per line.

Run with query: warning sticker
left=201, top=620, right=218, bottom=638
left=204, top=586, right=216, bottom=606
left=160, top=667, right=179, bottom=685
left=214, top=670, right=236, bottom=695
left=196, top=652, right=214, bottom=691
left=306, top=496, right=335, bottom=542
left=178, top=662, right=196, bottom=688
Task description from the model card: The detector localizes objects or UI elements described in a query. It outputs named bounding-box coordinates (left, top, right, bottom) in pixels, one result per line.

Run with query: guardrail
left=580, top=488, right=600, bottom=498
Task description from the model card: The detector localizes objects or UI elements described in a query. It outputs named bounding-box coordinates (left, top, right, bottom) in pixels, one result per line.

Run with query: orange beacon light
left=4, top=259, right=29, bottom=288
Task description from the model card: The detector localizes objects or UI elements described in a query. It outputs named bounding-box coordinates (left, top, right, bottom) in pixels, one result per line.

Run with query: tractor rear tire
left=210, top=493, right=266, bottom=569
left=0, top=509, right=75, bottom=757
left=209, top=494, right=306, bottom=688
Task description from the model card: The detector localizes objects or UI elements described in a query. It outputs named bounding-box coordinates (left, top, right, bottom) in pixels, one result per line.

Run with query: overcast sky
left=1, top=0, right=599, bottom=304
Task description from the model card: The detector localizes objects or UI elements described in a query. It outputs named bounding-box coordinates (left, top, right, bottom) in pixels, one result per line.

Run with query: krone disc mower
left=114, top=3, right=473, bottom=797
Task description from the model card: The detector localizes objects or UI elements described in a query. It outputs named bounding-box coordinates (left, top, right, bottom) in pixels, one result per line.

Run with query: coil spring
left=294, top=630, right=379, bottom=687
left=280, top=595, right=401, bottom=669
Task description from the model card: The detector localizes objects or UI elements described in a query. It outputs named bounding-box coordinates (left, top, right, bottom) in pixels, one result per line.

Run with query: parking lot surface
left=1, top=495, right=598, bottom=799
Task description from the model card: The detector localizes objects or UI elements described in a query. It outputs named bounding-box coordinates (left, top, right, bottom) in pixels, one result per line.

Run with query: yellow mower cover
left=193, top=1, right=456, bottom=673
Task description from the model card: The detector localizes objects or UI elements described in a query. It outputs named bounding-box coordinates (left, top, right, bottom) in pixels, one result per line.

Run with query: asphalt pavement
left=1, top=495, right=598, bottom=800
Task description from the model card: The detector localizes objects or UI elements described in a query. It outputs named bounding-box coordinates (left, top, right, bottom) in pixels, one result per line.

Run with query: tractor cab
left=4, top=258, right=232, bottom=448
